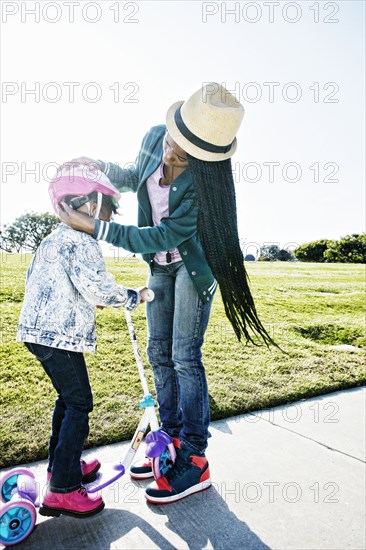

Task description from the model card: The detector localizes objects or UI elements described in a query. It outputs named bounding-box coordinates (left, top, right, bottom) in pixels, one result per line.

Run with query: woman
left=59, top=83, right=281, bottom=504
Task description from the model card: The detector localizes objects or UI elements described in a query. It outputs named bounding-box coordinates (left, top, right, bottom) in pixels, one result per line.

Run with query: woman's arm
left=59, top=156, right=139, bottom=193
left=94, top=194, right=197, bottom=252
left=98, top=159, right=139, bottom=193
left=59, top=126, right=166, bottom=196
left=59, top=192, right=198, bottom=254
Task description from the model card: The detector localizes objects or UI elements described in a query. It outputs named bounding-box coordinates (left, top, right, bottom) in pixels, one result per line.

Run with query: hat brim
left=166, top=100, right=237, bottom=162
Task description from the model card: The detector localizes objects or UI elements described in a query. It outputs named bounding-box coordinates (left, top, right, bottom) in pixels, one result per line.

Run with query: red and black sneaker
left=144, top=445, right=211, bottom=504
left=129, top=456, right=154, bottom=480
left=130, top=437, right=180, bottom=480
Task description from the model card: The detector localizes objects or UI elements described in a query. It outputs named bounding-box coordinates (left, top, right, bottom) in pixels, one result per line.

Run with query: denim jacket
left=17, top=224, right=134, bottom=353
left=94, top=125, right=217, bottom=303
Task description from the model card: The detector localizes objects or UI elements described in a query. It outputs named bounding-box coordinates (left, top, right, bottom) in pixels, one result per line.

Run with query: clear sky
left=1, top=0, right=365, bottom=255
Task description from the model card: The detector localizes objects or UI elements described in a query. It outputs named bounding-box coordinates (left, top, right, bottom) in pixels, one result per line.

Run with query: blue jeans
left=146, top=261, right=213, bottom=455
left=24, top=342, right=93, bottom=493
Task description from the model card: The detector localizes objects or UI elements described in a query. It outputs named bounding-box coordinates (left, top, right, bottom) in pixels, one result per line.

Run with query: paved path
left=1, top=387, right=365, bottom=549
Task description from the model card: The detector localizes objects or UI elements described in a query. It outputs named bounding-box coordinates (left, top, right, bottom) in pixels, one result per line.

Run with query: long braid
left=188, top=154, right=282, bottom=350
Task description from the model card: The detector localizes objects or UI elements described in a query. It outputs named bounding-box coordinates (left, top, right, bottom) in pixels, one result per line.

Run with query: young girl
left=17, top=166, right=144, bottom=517
left=59, top=83, right=282, bottom=504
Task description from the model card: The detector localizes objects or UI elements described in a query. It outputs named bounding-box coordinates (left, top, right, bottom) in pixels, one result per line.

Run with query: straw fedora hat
left=166, top=82, right=244, bottom=162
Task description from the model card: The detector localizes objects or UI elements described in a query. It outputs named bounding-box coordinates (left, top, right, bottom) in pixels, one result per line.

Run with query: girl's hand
left=137, top=287, right=155, bottom=303
left=58, top=201, right=95, bottom=235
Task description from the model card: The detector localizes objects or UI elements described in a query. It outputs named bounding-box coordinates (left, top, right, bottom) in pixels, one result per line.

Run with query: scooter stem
left=124, top=309, right=150, bottom=397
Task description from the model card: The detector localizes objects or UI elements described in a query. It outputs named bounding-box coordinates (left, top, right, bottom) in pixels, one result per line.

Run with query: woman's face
left=163, top=132, right=189, bottom=168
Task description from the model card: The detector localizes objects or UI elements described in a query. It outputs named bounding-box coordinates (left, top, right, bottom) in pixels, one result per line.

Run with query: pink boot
left=47, top=458, right=101, bottom=484
left=40, top=486, right=104, bottom=518
left=80, top=458, right=101, bottom=483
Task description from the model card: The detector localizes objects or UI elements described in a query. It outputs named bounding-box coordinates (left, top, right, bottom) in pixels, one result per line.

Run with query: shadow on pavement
left=14, top=486, right=269, bottom=549
left=17, top=508, right=176, bottom=550
left=147, top=486, right=270, bottom=550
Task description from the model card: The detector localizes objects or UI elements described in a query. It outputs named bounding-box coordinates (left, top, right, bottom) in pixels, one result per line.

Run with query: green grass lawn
left=1, top=254, right=365, bottom=468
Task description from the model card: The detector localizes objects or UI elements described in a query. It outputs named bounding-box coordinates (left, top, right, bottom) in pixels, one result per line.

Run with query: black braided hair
left=188, top=154, right=282, bottom=350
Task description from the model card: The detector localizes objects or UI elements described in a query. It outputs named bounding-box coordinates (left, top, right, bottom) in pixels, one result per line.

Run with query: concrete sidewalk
left=1, top=387, right=365, bottom=549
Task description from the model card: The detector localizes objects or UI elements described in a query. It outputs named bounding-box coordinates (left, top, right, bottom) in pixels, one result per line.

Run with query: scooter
left=0, top=289, right=175, bottom=546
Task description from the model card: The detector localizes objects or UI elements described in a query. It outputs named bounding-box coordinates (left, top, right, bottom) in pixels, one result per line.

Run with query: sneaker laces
left=77, top=487, right=88, bottom=498
left=165, top=451, right=191, bottom=482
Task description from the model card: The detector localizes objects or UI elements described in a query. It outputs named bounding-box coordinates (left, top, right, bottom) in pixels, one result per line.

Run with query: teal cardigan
left=94, top=125, right=217, bottom=303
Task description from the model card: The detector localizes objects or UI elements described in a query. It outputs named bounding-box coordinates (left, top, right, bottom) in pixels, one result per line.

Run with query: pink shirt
left=146, top=163, right=182, bottom=265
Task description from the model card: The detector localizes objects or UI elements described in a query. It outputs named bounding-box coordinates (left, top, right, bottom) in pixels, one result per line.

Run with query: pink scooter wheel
left=0, top=499, right=37, bottom=546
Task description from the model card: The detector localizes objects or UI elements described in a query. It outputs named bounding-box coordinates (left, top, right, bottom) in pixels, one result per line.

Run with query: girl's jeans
left=24, top=342, right=93, bottom=493
left=146, top=261, right=213, bottom=455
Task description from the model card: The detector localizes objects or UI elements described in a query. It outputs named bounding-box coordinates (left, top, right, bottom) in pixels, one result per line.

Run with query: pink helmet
left=49, top=164, right=121, bottom=214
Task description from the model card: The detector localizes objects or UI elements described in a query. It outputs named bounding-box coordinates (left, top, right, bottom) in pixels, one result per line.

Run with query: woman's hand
left=58, top=201, right=95, bottom=235
left=60, top=157, right=100, bottom=170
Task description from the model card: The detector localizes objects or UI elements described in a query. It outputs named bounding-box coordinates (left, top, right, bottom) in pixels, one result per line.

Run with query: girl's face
left=163, top=132, right=189, bottom=168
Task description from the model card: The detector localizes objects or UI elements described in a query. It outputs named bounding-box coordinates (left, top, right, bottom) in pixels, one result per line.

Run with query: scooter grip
left=140, top=288, right=155, bottom=302
left=145, top=429, right=172, bottom=458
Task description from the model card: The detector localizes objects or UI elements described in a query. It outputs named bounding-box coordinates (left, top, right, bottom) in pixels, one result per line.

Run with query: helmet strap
left=85, top=192, right=103, bottom=219
left=94, top=192, right=103, bottom=219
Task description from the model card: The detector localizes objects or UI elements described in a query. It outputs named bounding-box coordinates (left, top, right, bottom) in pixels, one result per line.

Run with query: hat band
left=174, top=107, right=233, bottom=154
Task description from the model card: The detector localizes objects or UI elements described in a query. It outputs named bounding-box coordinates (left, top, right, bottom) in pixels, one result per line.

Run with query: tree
left=294, top=235, right=366, bottom=263
left=293, top=239, right=332, bottom=262
left=259, top=245, right=294, bottom=261
left=324, top=234, right=366, bottom=263
left=259, top=245, right=281, bottom=261
left=0, top=213, right=59, bottom=253
left=244, top=254, right=256, bottom=261
left=278, top=248, right=293, bottom=261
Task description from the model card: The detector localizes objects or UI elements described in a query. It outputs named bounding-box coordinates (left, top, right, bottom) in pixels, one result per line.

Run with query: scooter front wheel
left=151, top=443, right=177, bottom=479
left=0, top=499, right=37, bottom=546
